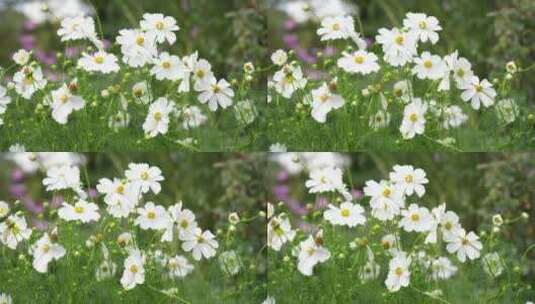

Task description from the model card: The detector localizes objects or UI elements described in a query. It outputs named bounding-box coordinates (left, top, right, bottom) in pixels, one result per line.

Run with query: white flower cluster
left=0, top=160, right=219, bottom=292
left=268, top=161, right=483, bottom=293
left=268, top=12, right=516, bottom=139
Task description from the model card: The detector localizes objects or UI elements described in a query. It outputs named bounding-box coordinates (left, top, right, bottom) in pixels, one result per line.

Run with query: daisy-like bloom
left=30, top=233, right=66, bottom=273
left=177, top=105, right=207, bottom=130
left=337, top=50, right=380, bottom=75
left=131, top=81, right=151, bottom=104
left=440, top=210, right=463, bottom=238
left=272, top=64, right=308, bottom=99
left=150, top=52, right=185, bottom=81
left=50, top=83, right=85, bottom=124
left=0, top=201, right=9, bottom=218
left=195, top=77, right=234, bottom=111
left=482, top=252, right=504, bottom=278
left=57, top=15, right=97, bottom=42
left=164, top=202, right=198, bottom=242
left=430, top=256, right=457, bottom=280
left=267, top=214, right=296, bottom=251
left=78, top=51, right=120, bottom=74
left=0, top=86, right=12, bottom=117
left=176, top=52, right=198, bottom=93
left=375, top=27, right=417, bottom=67
left=0, top=292, right=12, bottom=304
left=460, top=76, right=497, bottom=110
left=403, top=13, right=442, bottom=44
left=317, top=16, right=356, bottom=41
left=58, top=199, right=101, bottom=223
left=442, top=105, right=468, bottom=129
left=116, top=29, right=158, bottom=68
left=140, top=13, right=180, bottom=45
left=12, top=49, right=31, bottom=66
left=400, top=98, right=428, bottom=139
left=392, top=80, right=413, bottom=103
left=191, top=58, right=215, bottom=87
left=142, top=97, right=174, bottom=138
left=167, top=255, right=194, bottom=278
left=496, top=98, right=519, bottom=124
left=135, top=202, right=170, bottom=231
left=443, top=51, right=474, bottom=88
left=369, top=110, right=391, bottom=130
left=42, top=165, right=81, bottom=192
left=389, top=165, right=428, bottom=197
left=0, top=214, right=32, bottom=249
left=120, top=249, right=145, bottom=290
left=445, top=228, right=483, bottom=262
left=323, top=201, right=366, bottom=227
left=364, top=180, right=405, bottom=220
left=117, top=232, right=135, bottom=249
left=310, top=82, right=345, bottom=123
left=97, top=178, right=139, bottom=218
left=399, top=204, right=433, bottom=232
left=297, top=230, right=331, bottom=276
left=305, top=166, right=345, bottom=193
left=13, top=66, right=47, bottom=100
left=385, top=252, right=411, bottom=292
left=412, top=52, right=446, bottom=80
left=181, top=228, right=219, bottom=261
left=271, top=49, right=288, bottom=66
left=381, top=234, right=400, bottom=254
left=125, top=163, right=164, bottom=194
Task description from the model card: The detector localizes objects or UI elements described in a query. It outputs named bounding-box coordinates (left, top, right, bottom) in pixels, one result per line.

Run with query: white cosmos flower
left=13, top=66, right=47, bottom=100
left=78, top=51, right=120, bottom=74
left=164, top=201, right=198, bottom=242
left=272, top=64, right=307, bottom=99
left=440, top=210, right=463, bottom=238
left=310, top=82, right=345, bottom=123
left=364, top=180, right=405, bottom=221
left=177, top=105, right=207, bottom=130
left=181, top=228, right=219, bottom=261
left=305, top=166, right=345, bottom=193
left=430, top=256, right=457, bottom=280
left=297, top=230, right=330, bottom=276
left=267, top=214, right=295, bottom=251
left=58, top=199, right=100, bottom=223
left=0, top=86, right=12, bottom=116
left=445, top=228, right=483, bottom=262
left=400, top=98, right=428, bottom=139
left=195, top=77, right=234, bottom=111
left=167, top=255, right=194, bottom=278
left=403, top=13, right=442, bottom=44
left=389, top=165, right=428, bottom=197
left=135, top=202, right=170, bottom=231
left=143, top=97, right=174, bottom=138
left=50, top=83, right=85, bottom=124
left=140, top=13, right=180, bottom=45
left=191, top=58, right=215, bottom=87
left=57, top=15, right=97, bottom=43
left=125, top=163, right=164, bottom=194
left=376, top=27, right=417, bottom=67
left=323, top=201, right=366, bottom=227
left=12, top=49, right=31, bottom=66
left=317, top=16, right=356, bottom=41
left=116, top=29, right=158, bottom=68
left=399, top=204, right=433, bottom=232
left=151, top=52, right=185, bottom=81
left=337, top=50, right=380, bottom=75
left=0, top=214, right=32, bottom=249
left=460, top=76, right=497, bottom=110
left=42, top=165, right=81, bottom=192
left=271, top=49, right=288, bottom=66
left=393, top=79, right=413, bottom=103
left=131, top=81, right=151, bottom=104
left=385, top=252, right=411, bottom=292
left=120, top=249, right=145, bottom=290
left=381, top=234, right=400, bottom=254
left=412, top=52, right=446, bottom=80
left=441, top=105, right=468, bottom=129
left=97, top=178, right=140, bottom=217
left=177, top=52, right=199, bottom=93
left=30, top=233, right=66, bottom=273
left=444, top=51, right=474, bottom=88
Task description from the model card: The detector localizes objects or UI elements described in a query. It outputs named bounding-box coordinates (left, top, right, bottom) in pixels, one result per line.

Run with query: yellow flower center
left=411, top=213, right=420, bottom=222
left=395, top=267, right=403, bottom=276
left=94, top=55, right=105, bottom=64
left=354, top=55, right=364, bottom=64
left=332, top=23, right=340, bottom=31
left=154, top=112, right=162, bottom=121
left=404, top=175, right=413, bottom=183
left=475, top=85, right=483, bottom=93
left=75, top=206, right=84, bottom=214
left=320, top=176, right=328, bottom=184
left=141, top=171, right=149, bottom=180
left=462, top=238, right=469, bottom=246
left=156, top=21, right=164, bottom=30
left=212, top=85, right=222, bottom=93
left=383, top=188, right=391, bottom=198
left=147, top=211, right=156, bottom=219
left=340, top=208, right=350, bottom=217
left=180, top=220, right=189, bottom=229
left=133, top=88, right=143, bottom=97
left=136, top=36, right=145, bottom=46
left=418, top=21, right=427, bottom=29
left=382, top=240, right=391, bottom=249
left=60, top=94, right=69, bottom=104
left=130, top=265, right=138, bottom=273
left=42, top=244, right=50, bottom=253
left=424, top=60, right=433, bottom=69
left=162, top=61, right=171, bottom=69
left=445, top=222, right=452, bottom=230
left=306, top=247, right=316, bottom=256
left=116, top=185, right=125, bottom=194
left=196, top=69, right=205, bottom=78
left=456, top=69, right=465, bottom=78
left=319, top=94, right=329, bottom=103
left=394, top=89, right=403, bottom=97
left=395, top=35, right=404, bottom=45
left=409, top=113, right=418, bottom=122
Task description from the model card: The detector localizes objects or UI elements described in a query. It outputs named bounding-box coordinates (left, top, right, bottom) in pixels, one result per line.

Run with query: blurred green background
left=268, top=0, right=535, bottom=99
